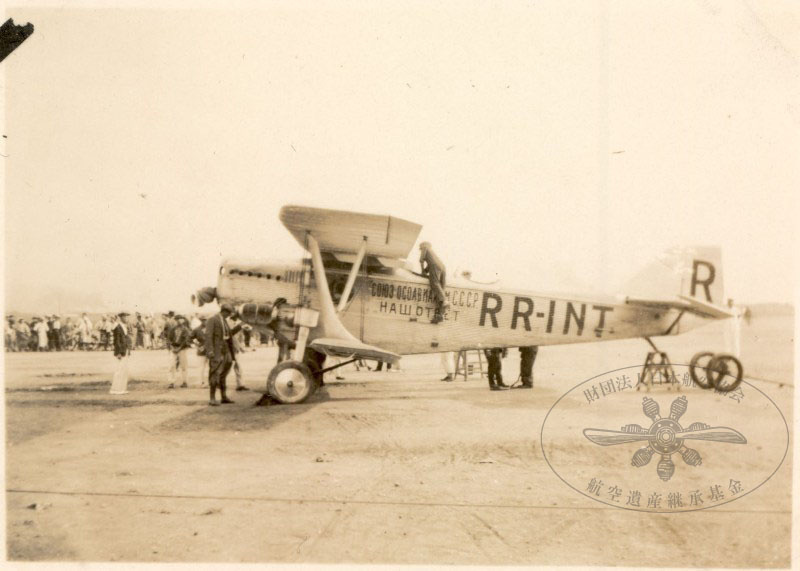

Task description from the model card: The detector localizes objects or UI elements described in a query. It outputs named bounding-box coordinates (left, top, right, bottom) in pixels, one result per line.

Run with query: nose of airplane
left=192, top=287, right=217, bottom=307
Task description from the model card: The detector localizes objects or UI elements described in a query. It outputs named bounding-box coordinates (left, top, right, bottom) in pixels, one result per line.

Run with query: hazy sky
left=4, top=1, right=798, bottom=314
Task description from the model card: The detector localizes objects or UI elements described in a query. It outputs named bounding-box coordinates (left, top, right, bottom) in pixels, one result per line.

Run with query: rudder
left=680, top=246, right=724, bottom=306
left=624, top=246, right=725, bottom=305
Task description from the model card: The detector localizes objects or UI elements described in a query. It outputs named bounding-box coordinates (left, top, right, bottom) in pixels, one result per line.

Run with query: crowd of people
left=7, top=309, right=538, bottom=404
left=4, top=312, right=271, bottom=354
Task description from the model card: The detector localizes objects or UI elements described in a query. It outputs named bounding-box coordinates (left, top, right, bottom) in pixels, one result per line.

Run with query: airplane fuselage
left=214, top=259, right=694, bottom=355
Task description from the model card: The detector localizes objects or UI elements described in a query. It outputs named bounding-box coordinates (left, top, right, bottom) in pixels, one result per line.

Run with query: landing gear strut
left=263, top=306, right=321, bottom=404
left=636, top=337, right=680, bottom=391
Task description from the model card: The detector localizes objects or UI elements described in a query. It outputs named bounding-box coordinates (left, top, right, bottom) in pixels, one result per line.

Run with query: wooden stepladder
left=636, top=337, right=680, bottom=391
left=455, top=350, right=486, bottom=381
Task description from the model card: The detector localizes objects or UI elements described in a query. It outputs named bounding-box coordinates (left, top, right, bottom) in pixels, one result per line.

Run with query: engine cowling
left=237, top=302, right=276, bottom=327
left=191, top=287, right=217, bottom=307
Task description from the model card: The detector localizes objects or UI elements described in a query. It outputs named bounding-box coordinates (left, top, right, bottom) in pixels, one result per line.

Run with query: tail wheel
left=707, top=354, right=743, bottom=393
left=267, top=360, right=316, bottom=404
left=689, top=351, right=715, bottom=389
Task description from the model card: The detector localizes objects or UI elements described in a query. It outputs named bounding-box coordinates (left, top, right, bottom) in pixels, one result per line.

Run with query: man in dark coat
left=483, top=348, right=508, bottom=391
left=46, top=316, right=55, bottom=351
left=204, top=303, right=239, bottom=406
left=516, top=346, right=538, bottom=389
left=110, top=312, right=132, bottom=395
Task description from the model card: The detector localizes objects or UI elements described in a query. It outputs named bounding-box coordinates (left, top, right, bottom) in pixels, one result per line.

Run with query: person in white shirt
left=78, top=313, right=93, bottom=350
left=33, top=318, right=49, bottom=351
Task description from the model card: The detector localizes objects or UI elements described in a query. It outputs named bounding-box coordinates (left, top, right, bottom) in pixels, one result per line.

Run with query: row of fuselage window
left=227, top=268, right=283, bottom=281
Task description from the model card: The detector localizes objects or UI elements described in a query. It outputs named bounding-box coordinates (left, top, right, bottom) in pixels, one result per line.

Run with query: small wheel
left=689, top=351, right=715, bottom=389
left=708, top=354, right=743, bottom=393
left=267, top=360, right=316, bottom=404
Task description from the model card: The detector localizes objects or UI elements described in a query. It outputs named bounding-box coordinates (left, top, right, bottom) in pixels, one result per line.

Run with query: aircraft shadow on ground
left=156, top=400, right=317, bottom=432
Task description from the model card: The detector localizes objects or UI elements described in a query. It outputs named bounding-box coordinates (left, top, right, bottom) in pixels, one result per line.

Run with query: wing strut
left=308, top=234, right=360, bottom=342
left=306, top=233, right=399, bottom=364
left=337, top=238, right=367, bottom=313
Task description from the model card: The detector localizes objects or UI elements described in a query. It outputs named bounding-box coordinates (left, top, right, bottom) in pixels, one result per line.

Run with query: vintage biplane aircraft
left=193, top=205, right=743, bottom=404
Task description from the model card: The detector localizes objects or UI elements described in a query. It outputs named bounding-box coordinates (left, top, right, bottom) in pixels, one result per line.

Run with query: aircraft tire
left=689, top=351, right=715, bottom=389
left=267, top=360, right=316, bottom=404
left=707, top=353, right=743, bottom=393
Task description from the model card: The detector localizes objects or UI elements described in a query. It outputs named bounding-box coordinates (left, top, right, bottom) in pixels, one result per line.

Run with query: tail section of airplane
left=625, top=246, right=726, bottom=306
left=678, top=246, right=725, bottom=306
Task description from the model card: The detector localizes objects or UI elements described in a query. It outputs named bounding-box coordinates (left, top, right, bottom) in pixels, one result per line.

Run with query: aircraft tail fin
left=677, top=246, right=725, bottom=306
left=625, top=246, right=726, bottom=306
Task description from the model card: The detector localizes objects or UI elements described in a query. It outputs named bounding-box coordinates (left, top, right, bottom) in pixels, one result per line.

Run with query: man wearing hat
left=191, top=315, right=209, bottom=386
left=110, top=312, right=132, bottom=394
left=162, top=310, right=177, bottom=376
left=167, top=315, right=193, bottom=389
left=5, top=317, right=17, bottom=352
left=204, top=303, right=240, bottom=405
left=419, top=242, right=449, bottom=324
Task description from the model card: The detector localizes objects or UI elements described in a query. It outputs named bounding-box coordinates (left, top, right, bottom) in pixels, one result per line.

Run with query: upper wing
left=280, top=205, right=422, bottom=260
left=309, top=337, right=401, bottom=365
left=323, top=251, right=413, bottom=270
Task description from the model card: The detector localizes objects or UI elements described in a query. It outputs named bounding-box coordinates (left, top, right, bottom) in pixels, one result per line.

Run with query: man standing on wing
left=419, top=242, right=449, bottom=324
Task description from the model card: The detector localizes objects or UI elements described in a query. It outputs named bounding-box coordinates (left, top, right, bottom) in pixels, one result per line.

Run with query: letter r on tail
left=690, top=260, right=716, bottom=303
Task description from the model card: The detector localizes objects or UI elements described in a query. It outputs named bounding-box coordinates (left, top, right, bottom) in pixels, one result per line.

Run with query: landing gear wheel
left=707, top=353, right=743, bottom=393
left=267, top=360, right=316, bottom=404
left=689, top=351, right=715, bottom=389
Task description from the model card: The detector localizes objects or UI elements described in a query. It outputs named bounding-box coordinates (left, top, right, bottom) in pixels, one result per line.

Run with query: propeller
left=583, top=426, right=746, bottom=446
left=677, top=426, right=747, bottom=444
left=583, top=428, right=651, bottom=446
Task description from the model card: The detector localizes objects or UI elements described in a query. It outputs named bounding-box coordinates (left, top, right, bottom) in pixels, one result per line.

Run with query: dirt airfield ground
left=4, top=312, right=793, bottom=566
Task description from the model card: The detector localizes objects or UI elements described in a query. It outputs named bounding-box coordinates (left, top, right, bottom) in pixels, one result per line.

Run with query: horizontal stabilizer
left=280, top=205, right=422, bottom=260
left=677, top=295, right=734, bottom=319
left=625, top=296, right=733, bottom=319
left=310, top=337, right=400, bottom=365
